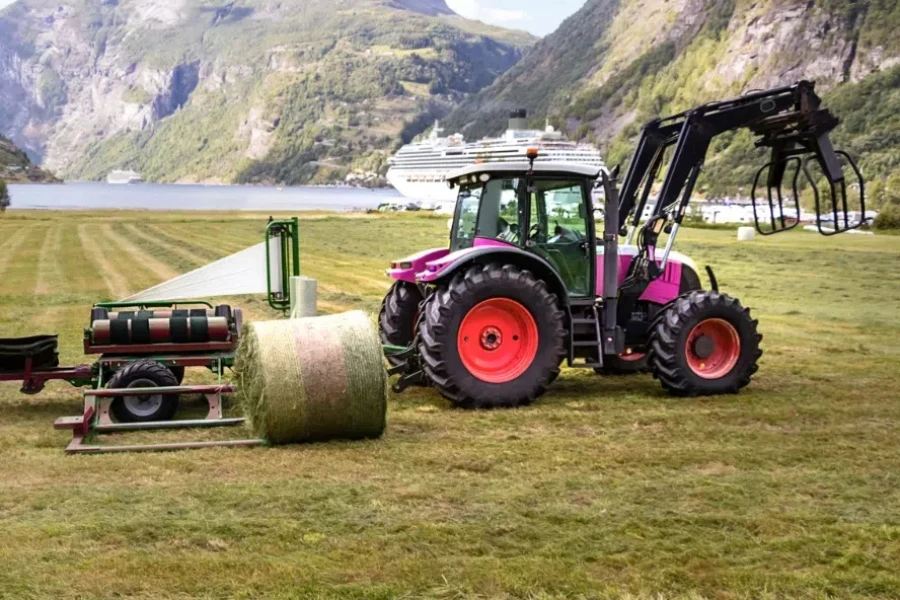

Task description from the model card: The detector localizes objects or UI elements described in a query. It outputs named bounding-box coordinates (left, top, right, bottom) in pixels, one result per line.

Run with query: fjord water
left=7, top=182, right=403, bottom=211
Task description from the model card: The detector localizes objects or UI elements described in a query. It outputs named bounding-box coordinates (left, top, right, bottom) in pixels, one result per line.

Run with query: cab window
left=526, top=179, right=592, bottom=297
left=451, top=177, right=521, bottom=251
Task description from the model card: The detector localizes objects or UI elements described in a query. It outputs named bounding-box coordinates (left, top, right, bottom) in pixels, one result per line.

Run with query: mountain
left=444, top=0, right=900, bottom=207
left=0, top=0, right=534, bottom=184
left=0, top=134, right=58, bottom=182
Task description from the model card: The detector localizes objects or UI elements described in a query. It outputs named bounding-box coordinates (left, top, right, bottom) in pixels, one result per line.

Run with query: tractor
left=380, top=81, right=866, bottom=408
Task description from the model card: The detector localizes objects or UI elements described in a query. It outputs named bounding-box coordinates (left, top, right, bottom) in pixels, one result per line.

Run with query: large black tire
left=648, top=291, right=762, bottom=396
left=418, top=264, right=566, bottom=409
left=596, top=265, right=704, bottom=376
left=108, top=360, right=180, bottom=423
left=168, top=366, right=186, bottom=385
left=379, top=280, right=424, bottom=367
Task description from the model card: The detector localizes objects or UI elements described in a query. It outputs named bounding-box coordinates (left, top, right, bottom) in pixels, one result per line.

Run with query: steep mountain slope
left=444, top=0, right=900, bottom=203
left=0, top=134, right=57, bottom=182
left=0, top=0, right=534, bottom=184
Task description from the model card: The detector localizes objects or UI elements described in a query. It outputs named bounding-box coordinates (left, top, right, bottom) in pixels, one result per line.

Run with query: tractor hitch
left=383, top=344, right=427, bottom=392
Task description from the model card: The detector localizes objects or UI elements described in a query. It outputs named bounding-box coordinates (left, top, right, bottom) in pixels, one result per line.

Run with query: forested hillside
left=445, top=0, right=900, bottom=211
left=0, top=0, right=534, bottom=184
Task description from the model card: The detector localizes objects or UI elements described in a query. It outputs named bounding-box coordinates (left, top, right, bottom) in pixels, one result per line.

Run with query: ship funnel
left=508, top=109, right=527, bottom=131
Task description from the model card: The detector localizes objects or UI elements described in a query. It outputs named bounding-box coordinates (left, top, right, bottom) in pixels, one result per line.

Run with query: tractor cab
left=447, top=162, right=600, bottom=297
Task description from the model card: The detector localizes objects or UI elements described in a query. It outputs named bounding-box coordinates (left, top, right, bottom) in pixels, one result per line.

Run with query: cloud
left=446, top=0, right=528, bottom=24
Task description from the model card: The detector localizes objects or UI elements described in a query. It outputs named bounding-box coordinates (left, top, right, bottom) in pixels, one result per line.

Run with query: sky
left=0, top=0, right=585, bottom=36
left=447, top=0, right=586, bottom=36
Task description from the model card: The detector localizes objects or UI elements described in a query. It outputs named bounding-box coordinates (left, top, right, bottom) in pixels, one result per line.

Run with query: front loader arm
left=614, top=80, right=865, bottom=279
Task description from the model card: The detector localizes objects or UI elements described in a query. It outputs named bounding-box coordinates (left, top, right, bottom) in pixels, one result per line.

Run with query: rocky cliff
left=0, top=134, right=57, bottom=182
left=444, top=0, right=900, bottom=199
left=0, top=0, right=534, bottom=184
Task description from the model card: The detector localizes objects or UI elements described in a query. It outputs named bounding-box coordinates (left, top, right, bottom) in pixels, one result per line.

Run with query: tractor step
left=571, top=318, right=598, bottom=325
left=568, top=305, right=605, bottom=369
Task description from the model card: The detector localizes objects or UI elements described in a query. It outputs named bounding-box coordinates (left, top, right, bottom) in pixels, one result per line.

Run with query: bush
left=0, top=178, right=9, bottom=212
left=874, top=205, right=900, bottom=230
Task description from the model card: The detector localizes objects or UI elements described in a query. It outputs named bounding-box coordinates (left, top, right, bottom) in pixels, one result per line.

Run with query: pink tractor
left=380, top=82, right=865, bottom=408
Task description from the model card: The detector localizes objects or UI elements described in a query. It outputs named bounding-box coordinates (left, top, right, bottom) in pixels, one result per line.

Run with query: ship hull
left=386, top=169, right=458, bottom=203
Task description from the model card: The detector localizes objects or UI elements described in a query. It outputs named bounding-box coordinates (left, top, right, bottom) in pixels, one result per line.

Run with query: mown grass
left=0, top=211, right=898, bottom=599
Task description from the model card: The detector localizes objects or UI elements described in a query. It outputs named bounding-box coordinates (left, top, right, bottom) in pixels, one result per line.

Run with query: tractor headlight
left=400, top=262, right=412, bottom=269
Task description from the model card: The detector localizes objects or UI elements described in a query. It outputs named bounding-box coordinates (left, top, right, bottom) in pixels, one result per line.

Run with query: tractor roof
left=447, top=162, right=601, bottom=186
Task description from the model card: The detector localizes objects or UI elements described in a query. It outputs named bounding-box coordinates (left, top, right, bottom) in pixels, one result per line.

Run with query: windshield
left=451, top=177, right=521, bottom=251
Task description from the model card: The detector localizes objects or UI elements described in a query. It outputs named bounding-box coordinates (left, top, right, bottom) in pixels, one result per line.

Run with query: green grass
left=0, top=211, right=899, bottom=599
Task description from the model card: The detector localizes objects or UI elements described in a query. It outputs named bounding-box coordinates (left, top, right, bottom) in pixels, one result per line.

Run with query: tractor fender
left=419, top=246, right=570, bottom=306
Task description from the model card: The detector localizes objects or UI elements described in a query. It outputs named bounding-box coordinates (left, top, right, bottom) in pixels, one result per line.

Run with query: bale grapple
left=381, top=81, right=866, bottom=408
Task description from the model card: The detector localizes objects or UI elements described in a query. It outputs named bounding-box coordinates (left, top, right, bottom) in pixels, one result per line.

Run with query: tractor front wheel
left=418, top=264, right=566, bottom=409
left=649, top=291, right=762, bottom=396
left=379, top=280, right=424, bottom=367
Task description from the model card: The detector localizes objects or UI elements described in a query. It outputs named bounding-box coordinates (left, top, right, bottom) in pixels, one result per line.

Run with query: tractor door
left=525, top=178, right=594, bottom=297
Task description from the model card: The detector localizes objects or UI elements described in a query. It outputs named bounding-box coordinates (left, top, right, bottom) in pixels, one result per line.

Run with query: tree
left=0, top=178, right=9, bottom=212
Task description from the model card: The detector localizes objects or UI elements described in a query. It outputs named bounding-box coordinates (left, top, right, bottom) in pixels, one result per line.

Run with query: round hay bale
left=235, top=311, right=387, bottom=444
left=737, top=226, right=756, bottom=241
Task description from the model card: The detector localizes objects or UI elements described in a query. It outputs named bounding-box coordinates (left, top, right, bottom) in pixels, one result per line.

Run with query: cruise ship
left=107, top=169, right=143, bottom=184
left=386, top=110, right=605, bottom=203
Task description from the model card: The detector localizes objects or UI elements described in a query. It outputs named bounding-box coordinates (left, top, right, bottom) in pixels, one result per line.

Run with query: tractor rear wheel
left=379, top=280, right=424, bottom=367
left=418, top=264, right=566, bottom=409
left=649, top=291, right=762, bottom=396
left=109, top=360, right=180, bottom=423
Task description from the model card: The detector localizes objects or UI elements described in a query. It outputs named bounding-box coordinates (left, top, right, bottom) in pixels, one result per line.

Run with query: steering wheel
left=552, top=221, right=584, bottom=242
left=529, top=222, right=545, bottom=242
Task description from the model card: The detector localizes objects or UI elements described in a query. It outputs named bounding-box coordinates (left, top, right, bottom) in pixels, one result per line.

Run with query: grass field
left=0, top=210, right=899, bottom=599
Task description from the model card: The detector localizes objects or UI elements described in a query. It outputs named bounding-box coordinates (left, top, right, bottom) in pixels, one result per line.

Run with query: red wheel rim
left=685, top=318, right=741, bottom=379
left=457, top=298, right=539, bottom=383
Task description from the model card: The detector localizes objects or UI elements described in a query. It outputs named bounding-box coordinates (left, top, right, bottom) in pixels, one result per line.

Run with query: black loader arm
left=613, top=81, right=864, bottom=299
left=619, top=81, right=865, bottom=234
left=618, top=81, right=866, bottom=308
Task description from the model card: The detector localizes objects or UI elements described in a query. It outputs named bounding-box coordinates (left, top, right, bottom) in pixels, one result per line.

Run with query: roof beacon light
left=526, top=147, right=539, bottom=173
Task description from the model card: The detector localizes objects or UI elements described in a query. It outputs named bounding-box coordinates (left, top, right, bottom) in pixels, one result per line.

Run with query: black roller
left=170, top=318, right=190, bottom=343
left=131, top=319, right=152, bottom=344
left=189, top=317, right=209, bottom=342
left=110, top=320, right=130, bottom=345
